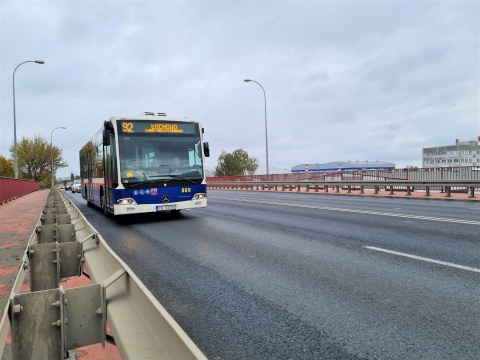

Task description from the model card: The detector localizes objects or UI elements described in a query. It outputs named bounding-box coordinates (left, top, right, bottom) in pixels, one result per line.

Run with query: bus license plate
left=156, top=205, right=177, bottom=211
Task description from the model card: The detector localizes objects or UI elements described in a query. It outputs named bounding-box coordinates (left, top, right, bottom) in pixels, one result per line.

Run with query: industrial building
left=291, top=161, right=395, bottom=173
left=422, top=139, right=480, bottom=168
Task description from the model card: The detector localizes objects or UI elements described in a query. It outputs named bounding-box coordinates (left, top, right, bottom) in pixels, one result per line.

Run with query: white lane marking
left=365, top=246, right=480, bottom=274
left=210, top=196, right=480, bottom=226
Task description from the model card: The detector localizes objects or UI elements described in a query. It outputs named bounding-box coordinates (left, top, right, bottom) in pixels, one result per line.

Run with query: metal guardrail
left=207, top=180, right=479, bottom=198
left=0, top=188, right=206, bottom=359
left=208, top=166, right=480, bottom=183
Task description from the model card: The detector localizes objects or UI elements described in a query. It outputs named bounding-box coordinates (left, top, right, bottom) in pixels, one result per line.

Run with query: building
left=291, top=161, right=395, bottom=173
left=422, top=139, right=480, bottom=168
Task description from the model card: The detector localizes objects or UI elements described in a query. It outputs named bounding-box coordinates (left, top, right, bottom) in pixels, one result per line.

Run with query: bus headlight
left=117, top=198, right=137, bottom=205
left=192, top=193, right=206, bottom=200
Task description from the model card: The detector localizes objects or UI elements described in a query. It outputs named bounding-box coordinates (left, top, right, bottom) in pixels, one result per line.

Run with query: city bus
left=79, top=112, right=210, bottom=216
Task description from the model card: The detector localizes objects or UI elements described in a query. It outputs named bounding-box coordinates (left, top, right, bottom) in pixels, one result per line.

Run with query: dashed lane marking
left=365, top=246, right=480, bottom=273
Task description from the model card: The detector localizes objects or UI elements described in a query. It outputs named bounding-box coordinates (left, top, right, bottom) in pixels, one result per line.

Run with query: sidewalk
left=0, top=190, right=49, bottom=317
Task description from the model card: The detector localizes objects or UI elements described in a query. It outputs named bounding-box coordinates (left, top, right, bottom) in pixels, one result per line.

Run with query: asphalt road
left=65, top=190, right=480, bottom=359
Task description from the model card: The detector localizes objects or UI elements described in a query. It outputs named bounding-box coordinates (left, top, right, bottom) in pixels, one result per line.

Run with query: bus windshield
left=118, top=133, right=204, bottom=185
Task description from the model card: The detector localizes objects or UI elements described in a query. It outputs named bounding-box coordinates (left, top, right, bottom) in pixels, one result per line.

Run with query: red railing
left=0, top=177, right=39, bottom=203
left=207, top=166, right=480, bottom=183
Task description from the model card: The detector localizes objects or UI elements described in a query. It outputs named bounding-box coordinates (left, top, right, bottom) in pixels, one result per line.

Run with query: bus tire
left=101, top=196, right=110, bottom=217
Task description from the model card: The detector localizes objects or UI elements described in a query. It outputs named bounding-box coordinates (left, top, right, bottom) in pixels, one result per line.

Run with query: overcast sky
left=1, top=0, right=479, bottom=177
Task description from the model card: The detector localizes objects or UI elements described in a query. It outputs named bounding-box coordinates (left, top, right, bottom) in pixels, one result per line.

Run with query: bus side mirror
left=103, top=120, right=113, bottom=146
left=203, top=142, right=210, bottom=157
left=103, top=129, right=111, bottom=146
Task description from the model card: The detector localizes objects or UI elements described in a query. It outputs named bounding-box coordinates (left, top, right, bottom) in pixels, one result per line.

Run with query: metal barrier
left=207, top=179, right=478, bottom=198
left=207, top=166, right=480, bottom=183
left=0, top=188, right=206, bottom=359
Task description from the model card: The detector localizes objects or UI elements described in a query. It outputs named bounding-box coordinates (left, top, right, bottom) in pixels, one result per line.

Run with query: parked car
left=65, top=182, right=73, bottom=191
left=72, top=180, right=81, bottom=193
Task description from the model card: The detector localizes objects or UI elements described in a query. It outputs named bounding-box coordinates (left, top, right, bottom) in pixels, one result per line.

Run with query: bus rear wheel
left=101, top=196, right=110, bottom=217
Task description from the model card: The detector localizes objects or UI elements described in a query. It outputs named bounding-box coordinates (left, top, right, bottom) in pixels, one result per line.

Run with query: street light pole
left=13, top=60, right=45, bottom=179
left=51, top=127, right=66, bottom=188
left=244, top=78, right=269, bottom=176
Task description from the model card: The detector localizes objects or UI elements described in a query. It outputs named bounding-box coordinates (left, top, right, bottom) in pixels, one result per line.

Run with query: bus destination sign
left=120, top=121, right=197, bottom=134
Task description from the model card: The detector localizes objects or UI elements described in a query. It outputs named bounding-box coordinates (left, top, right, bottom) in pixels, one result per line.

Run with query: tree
left=214, top=149, right=259, bottom=176
left=0, top=154, right=14, bottom=177
left=9, top=135, right=68, bottom=182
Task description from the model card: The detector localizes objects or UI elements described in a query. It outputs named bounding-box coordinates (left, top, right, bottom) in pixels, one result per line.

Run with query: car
left=65, top=182, right=73, bottom=191
left=72, top=180, right=81, bottom=193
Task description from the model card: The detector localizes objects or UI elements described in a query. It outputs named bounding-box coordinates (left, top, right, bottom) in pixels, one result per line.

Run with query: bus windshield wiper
left=128, top=180, right=158, bottom=188
left=148, top=175, right=200, bottom=184
left=168, top=175, right=200, bottom=184
left=127, top=173, right=154, bottom=187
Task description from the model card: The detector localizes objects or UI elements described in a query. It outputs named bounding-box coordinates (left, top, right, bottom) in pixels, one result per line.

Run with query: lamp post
left=13, top=60, right=45, bottom=179
left=51, top=127, right=66, bottom=188
left=244, top=79, right=269, bottom=176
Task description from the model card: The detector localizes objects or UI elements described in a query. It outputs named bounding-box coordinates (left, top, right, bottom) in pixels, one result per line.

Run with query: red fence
left=0, top=177, right=39, bottom=204
left=207, top=166, right=480, bottom=183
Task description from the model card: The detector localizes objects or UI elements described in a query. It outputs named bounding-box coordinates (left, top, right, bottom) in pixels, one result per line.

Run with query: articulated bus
left=79, top=112, right=210, bottom=216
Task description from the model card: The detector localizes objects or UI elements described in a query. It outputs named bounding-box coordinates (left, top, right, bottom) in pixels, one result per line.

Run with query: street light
left=244, top=78, right=269, bottom=176
left=13, top=60, right=45, bottom=179
left=51, top=127, right=66, bottom=188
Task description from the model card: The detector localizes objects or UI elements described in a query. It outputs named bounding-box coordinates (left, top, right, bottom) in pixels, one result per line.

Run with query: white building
left=422, top=139, right=480, bottom=168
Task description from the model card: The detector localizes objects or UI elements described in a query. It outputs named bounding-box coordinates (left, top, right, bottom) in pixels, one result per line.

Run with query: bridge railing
left=208, top=166, right=480, bottom=183
left=207, top=179, right=478, bottom=198
left=0, top=177, right=38, bottom=204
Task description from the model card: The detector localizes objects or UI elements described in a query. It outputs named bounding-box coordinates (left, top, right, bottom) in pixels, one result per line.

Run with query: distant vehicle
left=65, top=182, right=73, bottom=191
left=72, top=180, right=81, bottom=193
left=79, top=112, right=210, bottom=216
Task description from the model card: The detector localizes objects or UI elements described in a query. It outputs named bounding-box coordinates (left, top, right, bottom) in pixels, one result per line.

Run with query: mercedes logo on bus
left=162, top=195, right=170, bottom=203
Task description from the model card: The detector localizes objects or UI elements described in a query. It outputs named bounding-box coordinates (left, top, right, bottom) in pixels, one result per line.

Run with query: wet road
left=66, top=190, right=480, bottom=359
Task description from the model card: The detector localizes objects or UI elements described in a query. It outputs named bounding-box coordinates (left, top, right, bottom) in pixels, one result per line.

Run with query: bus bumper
left=112, top=198, right=207, bottom=215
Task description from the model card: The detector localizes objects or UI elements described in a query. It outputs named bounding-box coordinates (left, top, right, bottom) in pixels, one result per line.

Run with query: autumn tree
left=9, top=135, right=68, bottom=183
left=214, top=149, right=259, bottom=176
left=0, top=154, right=14, bottom=177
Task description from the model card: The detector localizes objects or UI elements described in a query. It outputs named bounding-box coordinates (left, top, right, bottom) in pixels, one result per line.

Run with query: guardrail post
left=297, top=185, right=301, bottom=192
left=335, top=185, right=340, bottom=193
left=325, top=185, right=329, bottom=193
left=469, top=187, right=475, bottom=198
left=347, top=185, right=351, bottom=193
left=425, top=187, right=430, bottom=196
left=306, top=185, right=310, bottom=192
left=289, top=185, right=293, bottom=191
left=406, top=186, right=411, bottom=196
left=445, top=187, right=451, bottom=197
left=374, top=186, right=379, bottom=194
left=360, top=186, right=364, bottom=194
left=315, top=185, right=319, bottom=192
left=281, top=185, right=285, bottom=191
left=389, top=186, right=394, bottom=195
